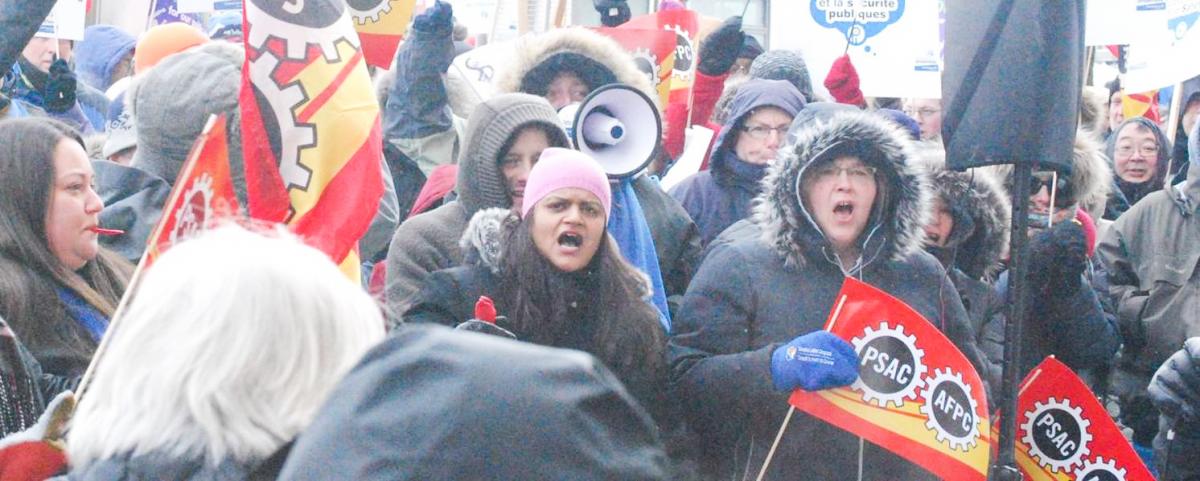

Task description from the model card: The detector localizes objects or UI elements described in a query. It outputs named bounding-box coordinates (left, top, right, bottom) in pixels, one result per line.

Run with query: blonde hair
left=68, top=224, right=384, bottom=467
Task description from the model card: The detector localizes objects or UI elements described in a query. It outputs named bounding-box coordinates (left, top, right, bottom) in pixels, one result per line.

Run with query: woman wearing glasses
left=1105, top=117, right=1174, bottom=210
left=670, top=112, right=988, bottom=480
left=669, top=79, right=806, bottom=246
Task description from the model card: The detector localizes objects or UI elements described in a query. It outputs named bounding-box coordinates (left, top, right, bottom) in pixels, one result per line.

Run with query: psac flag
left=240, top=0, right=384, bottom=267
left=622, top=9, right=698, bottom=104
left=789, top=278, right=992, bottom=480
left=347, top=0, right=417, bottom=69
left=592, top=27, right=676, bottom=109
left=1001, top=357, right=1154, bottom=480
left=144, top=115, right=239, bottom=267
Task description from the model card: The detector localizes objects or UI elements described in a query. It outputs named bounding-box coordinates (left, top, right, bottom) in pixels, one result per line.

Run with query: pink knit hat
left=520, top=148, right=612, bottom=218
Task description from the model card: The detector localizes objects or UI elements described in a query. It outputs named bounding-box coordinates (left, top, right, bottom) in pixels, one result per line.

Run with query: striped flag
left=239, top=0, right=385, bottom=278
left=348, top=0, right=418, bottom=70
left=144, top=115, right=240, bottom=266
left=997, top=357, right=1155, bottom=480
left=789, top=278, right=992, bottom=480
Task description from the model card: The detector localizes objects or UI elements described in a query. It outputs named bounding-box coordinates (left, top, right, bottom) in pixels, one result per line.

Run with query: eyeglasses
left=1114, top=143, right=1160, bottom=158
left=1030, top=173, right=1074, bottom=206
left=904, top=108, right=941, bottom=119
left=812, top=163, right=878, bottom=183
left=742, top=125, right=789, bottom=140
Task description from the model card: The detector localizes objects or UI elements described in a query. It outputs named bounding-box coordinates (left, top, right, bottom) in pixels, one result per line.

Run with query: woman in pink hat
left=403, top=147, right=667, bottom=422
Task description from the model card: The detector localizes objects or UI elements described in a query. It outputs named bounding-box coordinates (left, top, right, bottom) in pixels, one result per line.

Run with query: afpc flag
left=592, top=27, right=676, bottom=108
left=240, top=0, right=385, bottom=272
left=144, top=115, right=240, bottom=266
left=790, top=278, right=992, bottom=480
left=1003, top=357, right=1154, bottom=480
left=622, top=8, right=698, bottom=104
left=348, top=0, right=417, bottom=70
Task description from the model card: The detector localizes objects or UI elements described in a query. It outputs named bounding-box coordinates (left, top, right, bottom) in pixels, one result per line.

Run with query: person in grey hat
left=385, top=93, right=570, bottom=320
left=749, top=50, right=815, bottom=103
left=122, top=42, right=398, bottom=267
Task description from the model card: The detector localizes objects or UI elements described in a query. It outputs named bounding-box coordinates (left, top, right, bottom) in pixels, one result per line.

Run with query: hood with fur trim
left=494, top=27, right=656, bottom=104
left=459, top=207, right=513, bottom=273
left=914, top=153, right=1011, bottom=279
left=986, top=130, right=1113, bottom=221
left=753, top=111, right=931, bottom=270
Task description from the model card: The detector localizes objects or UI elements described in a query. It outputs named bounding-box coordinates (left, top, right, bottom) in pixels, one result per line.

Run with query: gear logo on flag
left=631, top=47, right=660, bottom=88
left=1074, top=456, right=1127, bottom=481
left=347, top=0, right=392, bottom=25
left=246, top=0, right=352, bottom=61
left=919, top=368, right=981, bottom=452
left=665, top=24, right=694, bottom=81
left=247, top=53, right=317, bottom=194
left=170, top=174, right=215, bottom=244
left=850, top=322, right=927, bottom=408
left=1021, top=397, right=1094, bottom=473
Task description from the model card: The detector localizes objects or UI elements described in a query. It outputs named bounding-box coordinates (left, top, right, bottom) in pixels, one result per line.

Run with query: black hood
left=754, top=111, right=932, bottom=270
left=277, top=324, right=669, bottom=481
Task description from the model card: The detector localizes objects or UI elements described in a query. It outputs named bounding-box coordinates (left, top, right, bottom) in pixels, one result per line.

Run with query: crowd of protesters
left=0, top=0, right=1198, bottom=480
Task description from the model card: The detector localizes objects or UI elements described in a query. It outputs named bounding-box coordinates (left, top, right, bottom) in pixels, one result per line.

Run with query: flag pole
left=1163, top=81, right=1185, bottom=183
left=74, top=115, right=222, bottom=400
left=754, top=405, right=795, bottom=481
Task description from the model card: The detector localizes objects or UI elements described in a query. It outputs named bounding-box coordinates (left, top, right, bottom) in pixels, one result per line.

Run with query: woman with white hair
left=65, top=225, right=386, bottom=479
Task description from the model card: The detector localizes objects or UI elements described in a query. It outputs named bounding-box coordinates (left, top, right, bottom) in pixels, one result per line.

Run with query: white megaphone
left=558, top=83, right=662, bottom=179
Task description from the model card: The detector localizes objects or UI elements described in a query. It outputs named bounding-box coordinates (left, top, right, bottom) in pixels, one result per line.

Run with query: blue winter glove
left=413, top=0, right=453, bottom=34
left=770, top=331, right=859, bottom=392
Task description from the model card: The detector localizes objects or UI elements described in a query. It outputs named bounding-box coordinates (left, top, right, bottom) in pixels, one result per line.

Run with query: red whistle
left=89, top=227, right=125, bottom=236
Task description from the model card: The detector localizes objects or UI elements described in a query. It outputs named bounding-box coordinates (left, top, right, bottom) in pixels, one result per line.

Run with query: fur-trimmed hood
left=986, top=130, right=1113, bottom=221
left=913, top=153, right=1011, bottom=279
left=753, top=111, right=932, bottom=271
left=494, top=27, right=657, bottom=104
left=459, top=207, right=513, bottom=273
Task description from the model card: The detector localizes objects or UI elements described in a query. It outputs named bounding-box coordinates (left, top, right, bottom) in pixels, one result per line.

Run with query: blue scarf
left=55, top=286, right=109, bottom=343
left=608, top=179, right=671, bottom=332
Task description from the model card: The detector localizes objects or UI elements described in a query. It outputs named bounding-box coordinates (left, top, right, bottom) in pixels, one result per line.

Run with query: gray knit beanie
left=455, top=93, right=570, bottom=216
left=749, top=50, right=814, bottom=103
left=128, top=42, right=244, bottom=200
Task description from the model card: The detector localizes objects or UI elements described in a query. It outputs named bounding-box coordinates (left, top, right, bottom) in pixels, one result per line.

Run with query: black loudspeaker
left=942, top=0, right=1085, bottom=173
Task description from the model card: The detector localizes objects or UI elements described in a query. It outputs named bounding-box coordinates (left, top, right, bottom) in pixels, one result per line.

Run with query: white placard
left=1124, top=0, right=1200, bottom=92
left=770, top=0, right=943, bottom=99
left=36, top=0, right=87, bottom=41
left=660, top=125, right=715, bottom=192
left=1086, top=0, right=1138, bottom=45
left=448, top=41, right=513, bottom=106
left=177, top=0, right=216, bottom=13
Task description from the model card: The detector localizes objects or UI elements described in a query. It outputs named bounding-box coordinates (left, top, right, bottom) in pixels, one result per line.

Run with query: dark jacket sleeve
left=0, top=0, right=56, bottom=75
left=401, top=270, right=468, bottom=327
left=382, top=16, right=455, bottom=142
left=1155, top=416, right=1200, bottom=480
left=1096, top=219, right=1150, bottom=353
left=1043, top=275, right=1121, bottom=371
left=669, top=244, right=785, bottom=436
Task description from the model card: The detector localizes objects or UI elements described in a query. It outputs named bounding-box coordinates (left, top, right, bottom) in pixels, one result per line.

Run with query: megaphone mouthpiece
left=582, top=110, right=625, bottom=146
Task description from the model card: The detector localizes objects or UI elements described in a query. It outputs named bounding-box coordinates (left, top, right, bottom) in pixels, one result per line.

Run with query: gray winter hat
left=128, top=42, right=244, bottom=194
left=749, top=50, right=814, bottom=103
left=455, top=93, right=569, bottom=216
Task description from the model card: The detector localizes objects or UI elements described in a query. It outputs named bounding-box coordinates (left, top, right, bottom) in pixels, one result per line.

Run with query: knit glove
left=1149, top=338, right=1200, bottom=425
left=594, top=0, right=631, bottom=27
left=1027, top=220, right=1087, bottom=299
left=770, top=331, right=859, bottom=392
left=43, top=59, right=76, bottom=114
left=413, top=0, right=453, bottom=35
left=823, top=54, right=865, bottom=107
left=697, top=16, right=744, bottom=76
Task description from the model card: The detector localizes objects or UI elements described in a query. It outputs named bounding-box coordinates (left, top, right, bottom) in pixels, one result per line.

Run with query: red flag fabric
left=143, top=115, right=240, bottom=267
left=999, top=357, right=1155, bottom=480
left=790, top=277, right=992, bottom=480
left=240, top=0, right=385, bottom=266
left=1123, top=90, right=1161, bottom=123
left=349, top=0, right=417, bottom=70
left=592, top=27, right=676, bottom=108
left=622, top=9, right=699, bottom=105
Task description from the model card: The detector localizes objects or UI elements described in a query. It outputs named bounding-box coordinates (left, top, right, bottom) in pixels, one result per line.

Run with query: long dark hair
left=0, top=118, right=131, bottom=366
left=495, top=210, right=666, bottom=399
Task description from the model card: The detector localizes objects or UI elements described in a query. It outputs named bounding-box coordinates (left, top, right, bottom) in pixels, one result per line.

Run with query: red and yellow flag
left=348, top=0, right=417, bottom=70
left=239, top=0, right=385, bottom=278
left=622, top=9, right=699, bottom=105
left=996, top=357, right=1154, bottom=480
left=1123, top=90, right=1162, bottom=123
left=144, top=115, right=240, bottom=267
left=592, top=27, right=676, bottom=109
left=790, top=278, right=992, bottom=480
